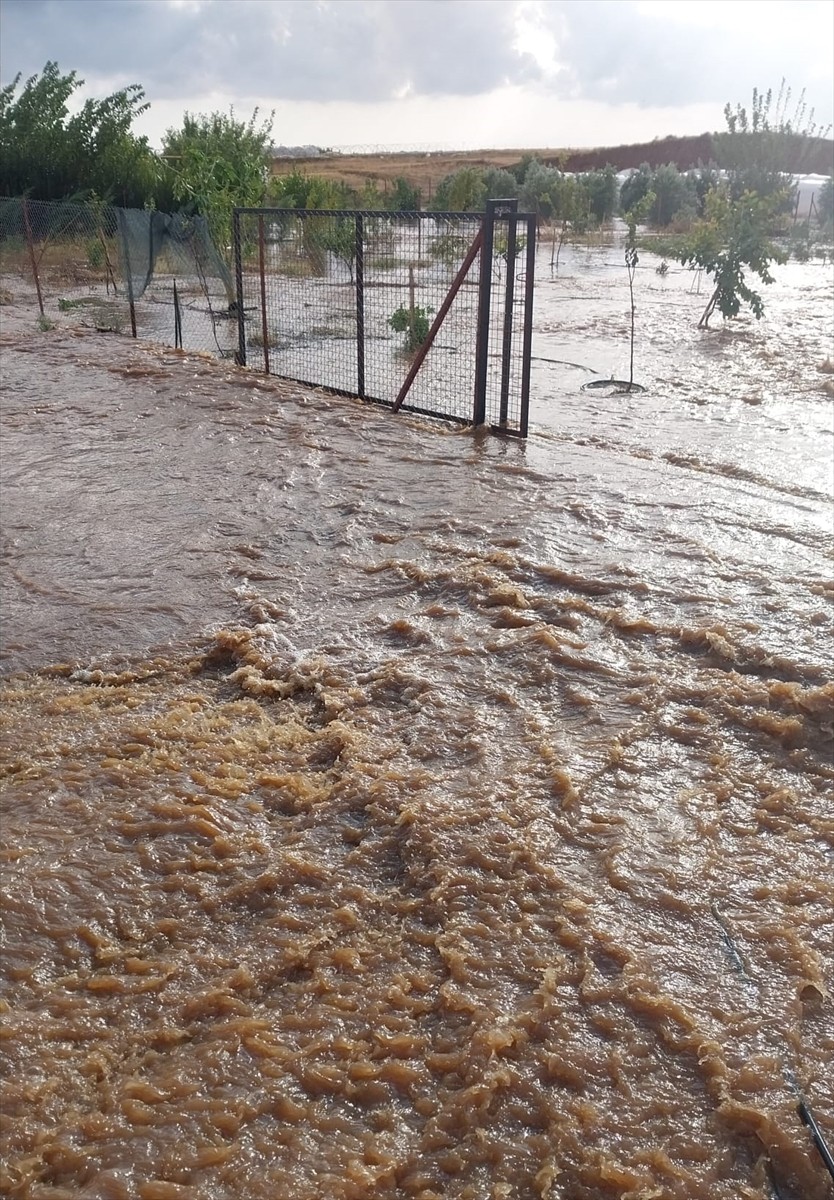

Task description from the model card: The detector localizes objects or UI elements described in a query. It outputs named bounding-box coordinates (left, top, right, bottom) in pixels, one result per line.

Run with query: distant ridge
left=271, top=133, right=834, bottom=192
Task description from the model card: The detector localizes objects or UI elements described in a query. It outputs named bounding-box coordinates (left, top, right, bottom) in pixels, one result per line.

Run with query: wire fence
left=0, top=197, right=234, bottom=356
left=0, top=196, right=536, bottom=434
left=233, top=204, right=535, bottom=433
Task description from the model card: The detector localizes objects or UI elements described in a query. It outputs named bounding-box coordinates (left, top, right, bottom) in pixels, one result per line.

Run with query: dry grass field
left=270, top=133, right=834, bottom=201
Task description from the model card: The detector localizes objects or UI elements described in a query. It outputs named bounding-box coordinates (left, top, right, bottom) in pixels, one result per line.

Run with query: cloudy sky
left=1, top=0, right=832, bottom=151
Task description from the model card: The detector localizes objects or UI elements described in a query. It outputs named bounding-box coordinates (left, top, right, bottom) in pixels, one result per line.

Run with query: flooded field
left=1, top=243, right=833, bottom=1200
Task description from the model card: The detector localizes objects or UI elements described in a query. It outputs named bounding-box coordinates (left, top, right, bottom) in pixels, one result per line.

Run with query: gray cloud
left=1, top=0, right=831, bottom=129
left=0, top=0, right=535, bottom=102
left=544, top=0, right=832, bottom=124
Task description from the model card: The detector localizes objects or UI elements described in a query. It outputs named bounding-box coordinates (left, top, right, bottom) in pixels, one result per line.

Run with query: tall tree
left=163, top=108, right=274, bottom=257
left=0, top=61, right=160, bottom=206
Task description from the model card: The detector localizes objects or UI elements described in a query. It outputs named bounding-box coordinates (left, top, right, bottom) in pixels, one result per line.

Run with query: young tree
left=389, top=176, right=422, bottom=211
left=671, top=187, right=786, bottom=328
left=163, top=108, right=274, bottom=257
left=622, top=192, right=654, bottom=388
left=430, top=168, right=486, bottom=212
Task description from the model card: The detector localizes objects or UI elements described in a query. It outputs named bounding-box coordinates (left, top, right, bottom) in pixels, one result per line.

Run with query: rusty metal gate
left=232, top=199, right=535, bottom=436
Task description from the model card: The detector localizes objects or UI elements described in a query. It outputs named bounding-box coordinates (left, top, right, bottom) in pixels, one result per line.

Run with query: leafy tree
left=163, top=108, right=274, bottom=258
left=649, top=164, right=695, bottom=226
left=481, top=167, right=519, bottom=202
left=816, top=176, right=834, bottom=228
left=669, top=188, right=786, bottom=328
left=519, top=161, right=562, bottom=221
left=619, top=164, right=653, bottom=216
left=316, top=217, right=357, bottom=280
left=268, top=170, right=355, bottom=210
left=0, top=61, right=161, bottom=206
left=430, top=167, right=485, bottom=212
left=688, top=165, right=721, bottom=217
left=389, top=176, right=422, bottom=211
left=578, top=166, right=618, bottom=223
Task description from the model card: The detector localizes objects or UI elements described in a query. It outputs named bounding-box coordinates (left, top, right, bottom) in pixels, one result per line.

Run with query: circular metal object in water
left=581, top=378, right=647, bottom=394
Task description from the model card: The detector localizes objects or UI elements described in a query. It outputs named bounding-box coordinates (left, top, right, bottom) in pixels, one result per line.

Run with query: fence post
left=173, top=279, right=182, bottom=349
left=257, top=215, right=270, bottom=376
left=22, top=197, right=45, bottom=317
left=117, top=209, right=137, bottom=338
left=355, top=213, right=365, bottom=399
left=518, top=214, right=537, bottom=439
left=498, top=209, right=519, bottom=428
left=473, top=198, right=514, bottom=426
left=233, top=209, right=247, bottom=367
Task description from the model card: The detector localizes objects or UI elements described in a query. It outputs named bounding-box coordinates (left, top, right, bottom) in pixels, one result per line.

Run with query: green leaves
left=161, top=108, right=274, bottom=263
left=0, top=62, right=159, bottom=207
left=388, top=304, right=434, bottom=353
left=670, top=188, right=786, bottom=327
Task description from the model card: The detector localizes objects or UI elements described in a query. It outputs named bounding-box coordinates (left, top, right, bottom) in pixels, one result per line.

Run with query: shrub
left=388, top=303, right=434, bottom=353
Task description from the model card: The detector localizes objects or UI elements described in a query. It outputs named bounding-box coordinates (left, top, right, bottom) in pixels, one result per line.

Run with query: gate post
left=257, top=215, right=270, bottom=375
left=355, top=213, right=365, bottom=399
left=473, top=198, right=517, bottom=426
left=519, top=214, right=537, bottom=438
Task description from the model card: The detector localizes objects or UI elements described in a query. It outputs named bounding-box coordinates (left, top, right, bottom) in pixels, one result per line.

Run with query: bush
left=389, top=303, right=434, bottom=353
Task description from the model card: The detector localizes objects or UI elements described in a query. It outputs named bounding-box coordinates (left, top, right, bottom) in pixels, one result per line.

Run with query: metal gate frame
left=232, top=200, right=536, bottom=436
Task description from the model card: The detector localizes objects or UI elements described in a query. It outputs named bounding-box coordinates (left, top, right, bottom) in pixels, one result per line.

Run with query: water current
left=1, top=245, right=833, bottom=1200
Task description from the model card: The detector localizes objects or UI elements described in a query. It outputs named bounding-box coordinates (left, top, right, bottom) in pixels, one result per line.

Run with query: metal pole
left=257, top=215, right=270, bottom=376
left=22, top=197, right=45, bottom=317
left=355, top=213, right=365, bottom=398
left=498, top=213, right=518, bottom=427
left=233, top=209, right=247, bottom=367
left=117, top=209, right=137, bottom=339
left=473, top=199, right=514, bottom=426
left=518, top=215, right=537, bottom=439
left=173, top=279, right=182, bottom=349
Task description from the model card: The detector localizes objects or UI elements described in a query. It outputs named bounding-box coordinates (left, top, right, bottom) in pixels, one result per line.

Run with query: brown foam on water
left=1, top=623, right=832, bottom=1199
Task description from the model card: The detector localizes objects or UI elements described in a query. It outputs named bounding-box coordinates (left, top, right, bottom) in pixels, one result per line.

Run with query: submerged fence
left=0, top=197, right=233, bottom=356
left=233, top=200, right=536, bottom=434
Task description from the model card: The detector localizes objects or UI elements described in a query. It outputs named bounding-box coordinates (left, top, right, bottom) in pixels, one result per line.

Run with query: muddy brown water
left=1, top=246, right=833, bottom=1200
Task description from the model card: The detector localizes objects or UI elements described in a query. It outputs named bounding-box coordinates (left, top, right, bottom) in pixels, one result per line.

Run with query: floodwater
left=1, top=243, right=833, bottom=1200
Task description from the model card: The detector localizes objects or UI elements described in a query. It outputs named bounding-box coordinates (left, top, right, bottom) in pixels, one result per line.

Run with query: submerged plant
left=388, top=303, right=433, bottom=353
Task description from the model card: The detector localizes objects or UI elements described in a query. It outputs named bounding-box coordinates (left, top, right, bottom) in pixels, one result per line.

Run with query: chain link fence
left=0, top=197, right=234, bottom=355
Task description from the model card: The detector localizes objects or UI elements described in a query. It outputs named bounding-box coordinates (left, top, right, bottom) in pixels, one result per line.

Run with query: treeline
left=3, top=63, right=832, bottom=248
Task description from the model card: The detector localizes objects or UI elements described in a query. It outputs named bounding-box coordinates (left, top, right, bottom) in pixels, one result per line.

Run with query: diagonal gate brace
left=391, top=228, right=483, bottom=415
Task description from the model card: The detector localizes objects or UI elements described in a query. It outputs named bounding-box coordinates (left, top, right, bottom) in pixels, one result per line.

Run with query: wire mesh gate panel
left=232, top=202, right=535, bottom=435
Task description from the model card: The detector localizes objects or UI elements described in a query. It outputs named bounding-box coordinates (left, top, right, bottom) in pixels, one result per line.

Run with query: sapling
left=623, top=193, right=653, bottom=390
